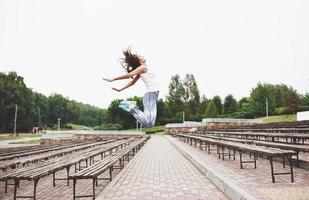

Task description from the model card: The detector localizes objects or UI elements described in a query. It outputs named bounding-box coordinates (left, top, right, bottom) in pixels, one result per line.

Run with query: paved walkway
left=0, top=137, right=40, bottom=148
left=167, top=135, right=309, bottom=200
left=97, top=135, right=228, bottom=200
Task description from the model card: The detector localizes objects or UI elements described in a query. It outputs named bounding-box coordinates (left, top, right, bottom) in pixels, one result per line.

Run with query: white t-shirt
left=140, top=68, right=159, bottom=92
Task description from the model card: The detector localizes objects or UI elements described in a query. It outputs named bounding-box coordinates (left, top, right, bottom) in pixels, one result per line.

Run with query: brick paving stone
left=166, top=135, right=309, bottom=200
left=97, top=135, right=228, bottom=200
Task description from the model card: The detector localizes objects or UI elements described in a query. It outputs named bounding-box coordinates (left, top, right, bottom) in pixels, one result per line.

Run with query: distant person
left=103, top=48, right=159, bottom=128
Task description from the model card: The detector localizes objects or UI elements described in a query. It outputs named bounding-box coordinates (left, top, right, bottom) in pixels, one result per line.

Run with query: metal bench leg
left=33, top=179, right=39, bottom=200
left=73, top=179, right=77, bottom=200
left=119, top=158, right=122, bottom=169
left=208, top=144, right=211, bottom=154
left=92, top=178, right=96, bottom=200
left=222, top=147, right=225, bottom=161
left=254, top=153, right=257, bottom=169
left=296, top=152, right=299, bottom=167
left=109, top=167, right=113, bottom=181
left=269, top=157, right=275, bottom=183
left=283, top=156, right=286, bottom=168
left=53, top=172, right=56, bottom=186
left=233, top=149, right=236, bottom=160
left=289, top=155, right=294, bottom=183
left=4, top=179, right=8, bottom=193
left=66, top=167, right=70, bottom=186
left=14, top=179, right=18, bottom=200
left=240, top=151, right=243, bottom=169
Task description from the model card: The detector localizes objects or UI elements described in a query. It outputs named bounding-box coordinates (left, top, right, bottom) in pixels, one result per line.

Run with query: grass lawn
left=10, top=140, right=40, bottom=145
left=0, top=133, right=41, bottom=141
left=129, top=125, right=165, bottom=134
left=65, top=123, right=92, bottom=130
left=257, top=114, right=296, bottom=123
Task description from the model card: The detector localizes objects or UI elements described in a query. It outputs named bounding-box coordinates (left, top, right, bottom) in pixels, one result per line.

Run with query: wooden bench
left=197, top=134, right=254, bottom=144
left=0, top=137, right=137, bottom=199
left=177, top=134, right=297, bottom=183
left=70, top=137, right=149, bottom=200
left=0, top=139, right=121, bottom=172
left=0, top=141, right=96, bottom=161
left=196, top=133, right=309, bottom=167
left=205, top=131, right=309, bottom=145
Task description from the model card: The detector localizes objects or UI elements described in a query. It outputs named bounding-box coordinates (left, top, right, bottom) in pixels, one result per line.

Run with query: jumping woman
left=103, top=48, right=159, bottom=128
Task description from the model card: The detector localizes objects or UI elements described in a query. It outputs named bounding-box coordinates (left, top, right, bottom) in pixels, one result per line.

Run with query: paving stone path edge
left=165, top=136, right=257, bottom=200
left=96, top=138, right=148, bottom=199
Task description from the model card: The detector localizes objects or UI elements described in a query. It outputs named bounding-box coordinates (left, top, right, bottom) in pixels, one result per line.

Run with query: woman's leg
left=130, top=91, right=159, bottom=128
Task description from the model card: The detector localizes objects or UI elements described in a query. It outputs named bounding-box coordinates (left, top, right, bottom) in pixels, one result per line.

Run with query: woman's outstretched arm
left=103, top=65, right=146, bottom=82
left=112, top=75, right=140, bottom=92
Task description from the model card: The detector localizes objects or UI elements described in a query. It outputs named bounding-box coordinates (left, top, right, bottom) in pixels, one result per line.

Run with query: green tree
left=301, top=93, right=309, bottom=106
left=0, top=72, right=109, bottom=132
left=166, top=75, right=185, bottom=116
left=47, top=94, right=67, bottom=127
left=65, top=100, right=80, bottom=124
left=223, top=94, right=237, bottom=114
left=32, top=92, right=49, bottom=128
left=283, top=89, right=301, bottom=113
left=0, top=72, right=34, bottom=132
left=250, top=83, right=276, bottom=117
left=183, top=74, right=200, bottom=118
left=105, top=99, right=136, bottom=129
left=156, top=99, right=168, bottom=125
left=213, top=96, right=223, bottom=115
left=199, top=95, right=209, bottom=115
left=238, top=97, right=251, bottom=112
left=204, top=101, right=218, bottom=118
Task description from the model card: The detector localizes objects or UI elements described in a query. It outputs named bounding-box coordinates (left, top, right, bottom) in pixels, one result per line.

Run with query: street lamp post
left=13, top=105, right=18, bottom=137
left=266, top=98, right=269, bottom=117
left=58, top=118, right=61, bottom=131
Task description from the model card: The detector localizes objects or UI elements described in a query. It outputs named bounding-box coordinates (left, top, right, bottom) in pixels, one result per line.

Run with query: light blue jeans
left=130, top=91, right=159, bottom=128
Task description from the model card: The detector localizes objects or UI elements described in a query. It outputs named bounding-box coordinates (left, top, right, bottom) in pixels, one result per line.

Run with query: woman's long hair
left=119, top=48, right=141, bottom=73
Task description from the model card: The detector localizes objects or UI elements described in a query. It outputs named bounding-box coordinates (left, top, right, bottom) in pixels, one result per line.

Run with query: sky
left=0, top=0, right=308, bottom=108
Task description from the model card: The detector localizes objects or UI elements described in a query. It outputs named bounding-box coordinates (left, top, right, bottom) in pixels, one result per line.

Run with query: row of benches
left=176, top=133, right=297, bottom=183
left=199, top=134, right=309, bottom=165
left=0, top=139, right=120, bottom=172
left=0, top=141, right=83, bottom=158
left=235, top=120, right=309, bottom=129
left=218, top=127, right=309, bottom=133
left=71, top=136, right=149, bottom=200
left=0, top=136, right=149, bottom=200
left=0, top=138, right=130, bottom=196
left=204, top=130, right=309, bottom=145
left=0, top=140, right=100, bottom=161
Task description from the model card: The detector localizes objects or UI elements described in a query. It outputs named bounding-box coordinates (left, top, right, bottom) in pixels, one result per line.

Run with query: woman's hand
left=112, top=87, right=121, bottom=92
left=102, top=77, right=114, bottom=82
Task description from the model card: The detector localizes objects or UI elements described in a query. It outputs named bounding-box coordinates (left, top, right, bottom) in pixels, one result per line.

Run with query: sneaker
left=119, top=101, right=137, bottom=112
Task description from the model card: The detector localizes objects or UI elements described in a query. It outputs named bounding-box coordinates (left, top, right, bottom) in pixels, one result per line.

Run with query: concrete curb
left=165, top=136, right=257, bottom=200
